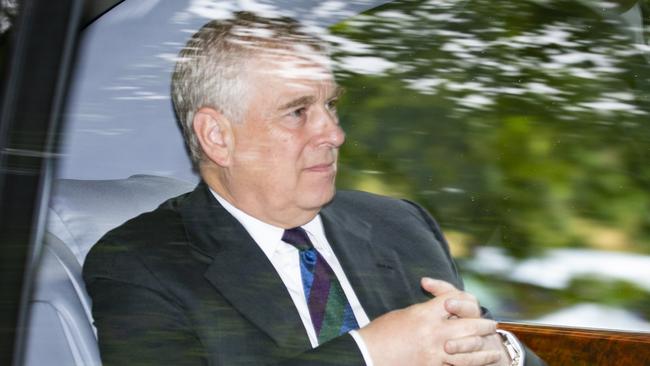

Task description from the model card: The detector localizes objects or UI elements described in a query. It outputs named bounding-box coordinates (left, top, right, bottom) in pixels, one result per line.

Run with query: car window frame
left=0, top=0, right=84, bottom=364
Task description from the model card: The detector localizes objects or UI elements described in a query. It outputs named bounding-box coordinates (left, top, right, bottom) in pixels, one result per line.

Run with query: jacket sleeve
left=83, top=238, right=367, bottom=366
left=86, top=276, right=367, bottom=366
left=277, top=335, right=366, bottom=366
left=86, top=278, right=208, bottom=366
left=403, top=199, right=547, bottom=366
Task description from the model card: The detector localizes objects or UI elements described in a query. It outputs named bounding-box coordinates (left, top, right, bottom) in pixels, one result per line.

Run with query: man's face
left=224, top=52, right=345, bottom=226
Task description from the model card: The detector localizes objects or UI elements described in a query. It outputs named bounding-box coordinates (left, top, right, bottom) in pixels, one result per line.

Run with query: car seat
left=22, top=175, right=194, bottom=366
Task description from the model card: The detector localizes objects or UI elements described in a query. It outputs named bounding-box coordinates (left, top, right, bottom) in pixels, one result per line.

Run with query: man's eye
left=326, top=99, right=338, bottom=111
left=289, top=107, right=306, bottom=118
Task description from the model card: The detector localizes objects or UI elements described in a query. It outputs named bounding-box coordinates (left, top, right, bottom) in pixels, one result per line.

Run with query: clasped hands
left=358, top=278, right=510, bottom=366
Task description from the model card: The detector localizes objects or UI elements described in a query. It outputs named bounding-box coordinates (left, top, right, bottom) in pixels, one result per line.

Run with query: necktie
left=282, top=227, right=359, bottom=344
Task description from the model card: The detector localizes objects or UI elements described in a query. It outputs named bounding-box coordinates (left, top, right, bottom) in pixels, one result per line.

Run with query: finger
left=445, top=298, right=481, bottom=318
left=445, top=335, right=485, bottom=354
left=444, top=350, right=502, bottom=366
left=447, top=318, right=497, bottom=338
left=421, top=277, right=458, bottom=297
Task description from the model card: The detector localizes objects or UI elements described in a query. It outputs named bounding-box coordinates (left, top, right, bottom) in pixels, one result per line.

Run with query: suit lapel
left=180, top=183, right=309, bottom=350
left=321, top=201, right=417, bottom=320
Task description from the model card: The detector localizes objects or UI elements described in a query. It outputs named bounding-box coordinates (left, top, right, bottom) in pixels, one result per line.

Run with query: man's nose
left=315, top=107, right=345, bottom=148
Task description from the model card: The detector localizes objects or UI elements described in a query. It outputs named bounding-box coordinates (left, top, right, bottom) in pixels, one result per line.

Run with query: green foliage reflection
left=331, top=0, right=650, bottom=327
left=333, top=0, right=650, bottom=259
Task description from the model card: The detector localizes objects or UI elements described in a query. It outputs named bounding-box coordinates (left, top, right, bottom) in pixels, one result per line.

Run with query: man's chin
left=300, top=186, right=336, bottom=211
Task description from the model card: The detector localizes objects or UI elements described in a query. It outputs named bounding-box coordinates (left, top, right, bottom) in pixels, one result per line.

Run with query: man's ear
left=192, top=107, right=234, bottom=167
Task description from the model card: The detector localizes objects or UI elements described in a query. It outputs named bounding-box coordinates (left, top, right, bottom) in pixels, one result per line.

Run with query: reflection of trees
left=332, top=0, right=650, bottom=258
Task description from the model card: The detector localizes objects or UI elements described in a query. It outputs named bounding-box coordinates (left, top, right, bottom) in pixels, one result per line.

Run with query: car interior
left=23, top=175, right=193, bottom=366
left=20, top=2, right=392, bottom=365
left=2, top=0, right=649, bottom=365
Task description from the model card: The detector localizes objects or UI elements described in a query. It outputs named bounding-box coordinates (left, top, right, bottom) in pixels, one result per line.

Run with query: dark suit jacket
left=83, top=182, right=544, bottom=365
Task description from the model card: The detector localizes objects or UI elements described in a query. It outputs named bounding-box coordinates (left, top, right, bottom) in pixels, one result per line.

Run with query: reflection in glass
left=331, top=0, right=650, bottom=331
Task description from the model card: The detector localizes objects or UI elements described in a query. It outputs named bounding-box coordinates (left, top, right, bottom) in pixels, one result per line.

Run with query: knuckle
left=488, top=320, right=498, bottom=332
left=488, top=350, right=502, bottom=363
left=475, top=336, right=485, bottom=350
left=444, top=340, right=456, bottom=354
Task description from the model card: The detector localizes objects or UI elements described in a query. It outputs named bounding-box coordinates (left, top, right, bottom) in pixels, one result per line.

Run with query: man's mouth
left=305, top=162, right=336, bottom=173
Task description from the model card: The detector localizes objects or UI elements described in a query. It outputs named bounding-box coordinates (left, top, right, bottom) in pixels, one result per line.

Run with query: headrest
left=46, top=175, right=195, bottom=265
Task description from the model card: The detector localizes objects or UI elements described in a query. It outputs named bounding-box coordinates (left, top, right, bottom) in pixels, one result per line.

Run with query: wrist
left=496, top=329, right=523, bottom=366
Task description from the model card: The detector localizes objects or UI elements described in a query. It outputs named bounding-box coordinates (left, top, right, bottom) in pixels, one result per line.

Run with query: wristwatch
left=496, top=329, right=523, bottom=366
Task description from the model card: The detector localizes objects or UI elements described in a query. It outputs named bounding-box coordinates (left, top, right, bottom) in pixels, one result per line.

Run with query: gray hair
left=171, top=12, right=325, bottom=165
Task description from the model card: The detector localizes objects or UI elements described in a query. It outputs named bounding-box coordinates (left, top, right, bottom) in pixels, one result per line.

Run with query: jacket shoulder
left=329, top=190, right=427, bottom=221
left=97, top=194, right=186, bottom=246
left=82, top=194, right=190, bottom=287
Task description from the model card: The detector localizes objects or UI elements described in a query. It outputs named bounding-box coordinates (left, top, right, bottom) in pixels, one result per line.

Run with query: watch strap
left=496, top=329, right=524, bottom=366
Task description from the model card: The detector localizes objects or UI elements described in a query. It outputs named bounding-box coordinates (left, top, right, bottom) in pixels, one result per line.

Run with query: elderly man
left=83, top=12, right=544, bottom=366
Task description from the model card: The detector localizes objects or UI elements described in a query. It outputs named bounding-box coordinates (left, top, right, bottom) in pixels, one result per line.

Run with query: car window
left=59, top=0, right=650, bottom=333
left=330, top=0, right=650, bottom=332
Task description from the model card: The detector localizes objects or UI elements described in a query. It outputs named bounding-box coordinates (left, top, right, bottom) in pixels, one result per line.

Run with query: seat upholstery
left=23, top=175, right=194, bottom=366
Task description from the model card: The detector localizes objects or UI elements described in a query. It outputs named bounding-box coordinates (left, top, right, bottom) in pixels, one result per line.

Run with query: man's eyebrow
left=331, top=85, right=345, bottom=99
left=279, top=95, right=316, bottom=111
left=278, top=86, right=345, bottom=111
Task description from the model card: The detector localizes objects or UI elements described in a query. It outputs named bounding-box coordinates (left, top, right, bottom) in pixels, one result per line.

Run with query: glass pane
left=60, top=0, right=650, bottom=333
left=332, top=0, right=650, bottom=332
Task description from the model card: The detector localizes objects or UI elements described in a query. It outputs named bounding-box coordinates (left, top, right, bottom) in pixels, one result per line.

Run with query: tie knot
left=282, top=227, right=313, bottom=251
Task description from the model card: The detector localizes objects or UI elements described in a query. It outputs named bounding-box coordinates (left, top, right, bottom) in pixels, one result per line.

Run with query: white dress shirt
left=211, top=190, right=374, bottom=365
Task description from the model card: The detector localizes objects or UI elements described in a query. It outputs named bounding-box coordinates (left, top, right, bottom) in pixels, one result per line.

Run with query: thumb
left=421, top=277, right=458, bottom=297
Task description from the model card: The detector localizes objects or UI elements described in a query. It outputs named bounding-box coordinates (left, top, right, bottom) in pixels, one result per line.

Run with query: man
left=83, top=12, right=545, bottom=366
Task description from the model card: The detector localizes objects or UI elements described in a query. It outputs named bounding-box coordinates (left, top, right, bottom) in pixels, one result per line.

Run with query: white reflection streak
left=446, top=81, right=486, bottom=92
left=550, top=52, right=614, bottom=67
left=184, top=0, right=238, bottom=20
left=508, top=27, right=578, bottom=48
left=469, top=247, right=650, bottom=292
left=536, top=303, right=650, bottom=332
left=456, top=94, right=493, bottom=109
left=603, top=92, right=634, bottom=101
left=156, top=53, right=190, bottom=63
left=375, top=10, right=416, bottom=21
left=579, top=100, right=638, bottom=112
left=313, top=1, right=348, bottom=18
left=322, top=34, right=372, bottom=55
left=261, top=56, right=334, bottom=82
left=406, top=78, right=445, bottom=94
left=526, top=82, right=562, bottom=95
left=114, top=95, right=169, bottom=101
left=452, top=37, right=488, bottom=51
left=337, top=56, right=396, bottom=75
left=419, top=12, right=460, bottom=22
left=424, top=0, right=465, bottom=9
left=78, top=128, right=132, bottom=137
left=183, top=0, right=285, bottom=20
left=238, top=0, right=284, bottom=18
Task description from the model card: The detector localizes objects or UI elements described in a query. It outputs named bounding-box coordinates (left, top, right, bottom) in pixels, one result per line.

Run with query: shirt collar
left=209, top=188, right=323, bottom=256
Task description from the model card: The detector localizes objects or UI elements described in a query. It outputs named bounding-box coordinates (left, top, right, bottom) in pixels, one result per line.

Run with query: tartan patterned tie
left=282, top=227, right=359, bottom=344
